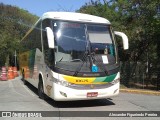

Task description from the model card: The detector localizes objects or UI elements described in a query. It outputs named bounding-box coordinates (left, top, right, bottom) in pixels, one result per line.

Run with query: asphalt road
left=0, top=76, right=160, bottom=120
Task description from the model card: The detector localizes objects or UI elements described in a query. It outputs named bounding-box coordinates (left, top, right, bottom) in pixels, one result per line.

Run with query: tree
left=78, top=0, right=160, bottom=89
left=0, top=3, right=38, bottom=66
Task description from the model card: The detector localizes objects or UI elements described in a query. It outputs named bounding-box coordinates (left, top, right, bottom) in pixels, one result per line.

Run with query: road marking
left=18, top=80, right=36, bottom=97
left=12, top=76, right=37, bottom=97
left=23, top=85, right=36, bottom=96
left=8, top=80, right=26, bottom=97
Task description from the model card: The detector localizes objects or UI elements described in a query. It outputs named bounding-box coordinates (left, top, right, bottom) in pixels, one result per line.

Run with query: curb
left=120, top=89, right=160, bottom=96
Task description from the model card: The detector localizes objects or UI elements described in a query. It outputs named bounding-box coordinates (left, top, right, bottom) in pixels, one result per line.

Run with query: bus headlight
left=58, top=80, right=71, bottom=87
left=51, top=78, right=71, bottom=87
left=110, top=78, right=120, bottom=85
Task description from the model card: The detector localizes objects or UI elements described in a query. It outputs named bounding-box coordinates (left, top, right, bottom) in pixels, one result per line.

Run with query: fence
left=120, top=62, right=160, bottom=91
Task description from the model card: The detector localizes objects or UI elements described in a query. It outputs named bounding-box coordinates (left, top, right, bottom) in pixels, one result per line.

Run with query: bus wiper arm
left=91, top=52, right=109, bottom=75
left=73, top=50, right=89, bottom=76
left=73, top=25, right=93, bottom=76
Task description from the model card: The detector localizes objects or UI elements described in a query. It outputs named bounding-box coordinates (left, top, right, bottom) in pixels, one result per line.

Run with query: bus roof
left=21, top=12, right=111, bottom=41
left=41, top=12, right=111, bottom=24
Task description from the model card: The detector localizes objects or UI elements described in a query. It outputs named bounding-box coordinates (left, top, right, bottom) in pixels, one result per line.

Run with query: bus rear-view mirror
left=45, top=27, right=55, bottom=49
left=114, top=31, right=129, bottom=50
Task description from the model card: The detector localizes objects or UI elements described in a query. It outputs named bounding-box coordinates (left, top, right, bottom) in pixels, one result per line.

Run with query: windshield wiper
left=90, top=52, right=108, bottom=75
left=73, top=35, right=92, bottom=76
left=73, top=50, right=89, bottom=76
left=73, top=42, right=110, bottom=76
left=73, top=26, right=109, bottom=76
left=73, top=50, right=109, bottom=76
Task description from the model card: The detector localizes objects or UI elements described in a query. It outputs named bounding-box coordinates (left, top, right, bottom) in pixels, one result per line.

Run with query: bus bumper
left=51, top=82, right=120, bottom=101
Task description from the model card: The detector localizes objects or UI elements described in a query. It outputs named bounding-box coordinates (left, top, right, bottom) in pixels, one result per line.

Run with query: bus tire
left=38, top=77, right=45, bottom=99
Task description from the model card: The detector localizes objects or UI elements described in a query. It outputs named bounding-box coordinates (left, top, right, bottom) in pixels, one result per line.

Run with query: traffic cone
left=24, top=67, right=30, bottom=79
left=33, top=65, right=38, bottom=79
left=1, top=67, right=7, bottom=81
left=7, top=67, right=15, bottom=80
left=13, top=67, right=18, bottom=77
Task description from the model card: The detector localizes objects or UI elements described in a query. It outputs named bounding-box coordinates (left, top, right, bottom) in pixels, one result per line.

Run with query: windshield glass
left=52, top=21, right=116, bottom=72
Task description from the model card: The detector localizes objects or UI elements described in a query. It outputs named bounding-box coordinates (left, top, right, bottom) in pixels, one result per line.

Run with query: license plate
left=87, top=92, right=98, bottom=97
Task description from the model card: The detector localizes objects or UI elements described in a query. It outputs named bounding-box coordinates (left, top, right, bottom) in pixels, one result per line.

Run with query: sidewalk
left=120, top=88, right=160, bottom=96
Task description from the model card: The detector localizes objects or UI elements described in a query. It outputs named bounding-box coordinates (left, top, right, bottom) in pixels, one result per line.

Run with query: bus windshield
left=52, top=21, right=116, bottom=73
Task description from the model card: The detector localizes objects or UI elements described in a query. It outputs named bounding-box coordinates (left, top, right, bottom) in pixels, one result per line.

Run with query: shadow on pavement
left=45, top=98, right=115, bottom=108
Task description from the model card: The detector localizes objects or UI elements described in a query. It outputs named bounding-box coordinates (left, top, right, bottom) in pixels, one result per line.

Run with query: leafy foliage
left=78, top=0, right=160, bottom=89
left=78, top=0, right=160, bottom=61
left=0, top=3, right=38, bottom=66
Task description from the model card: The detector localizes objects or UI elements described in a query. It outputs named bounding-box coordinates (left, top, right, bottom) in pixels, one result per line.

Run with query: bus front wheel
left=38, top=78, right=45, bottom=99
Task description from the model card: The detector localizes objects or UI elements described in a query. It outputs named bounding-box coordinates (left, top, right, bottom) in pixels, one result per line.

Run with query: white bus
left=19, top=12, right=128, bottom=101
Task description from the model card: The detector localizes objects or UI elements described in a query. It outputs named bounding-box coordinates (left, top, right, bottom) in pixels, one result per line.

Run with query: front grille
left=69, top=83, right=113, bottom=90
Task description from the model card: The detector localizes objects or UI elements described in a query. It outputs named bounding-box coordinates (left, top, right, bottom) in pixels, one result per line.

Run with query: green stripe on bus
left=93, top=73, right=117, bottom=83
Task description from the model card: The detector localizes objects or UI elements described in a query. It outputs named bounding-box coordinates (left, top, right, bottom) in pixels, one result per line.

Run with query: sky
left=0, top=0, right=92, bottom=17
